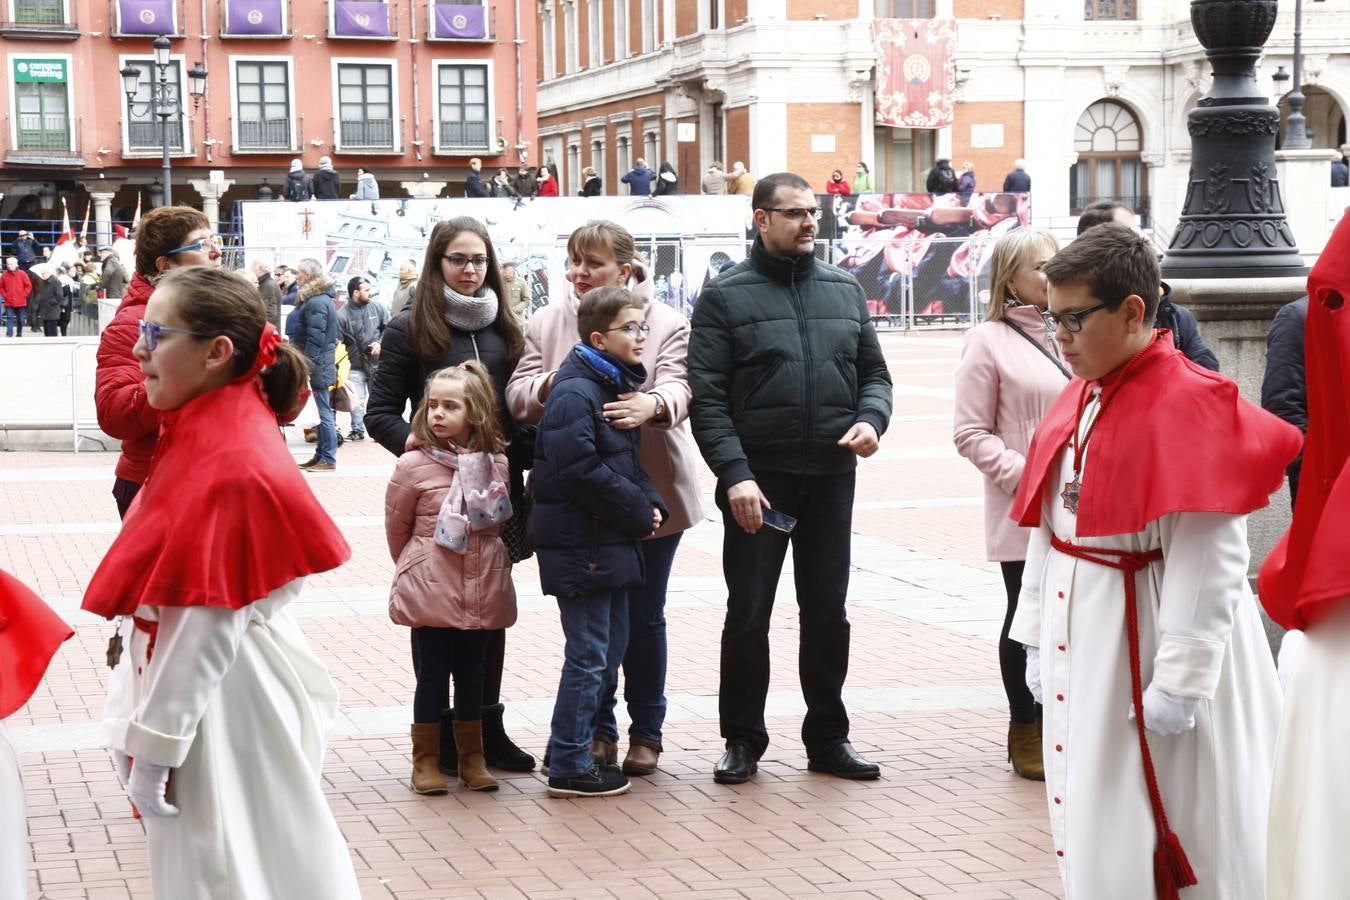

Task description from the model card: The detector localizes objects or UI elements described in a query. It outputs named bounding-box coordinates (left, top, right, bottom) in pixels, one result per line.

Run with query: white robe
left=1010, top=393, right=1282, bottom=900
left=104, top=578, right=360, bottom=900
left=1267, top=605, right=1350, bottom=899
left=0, top=720, right=26, bottom=900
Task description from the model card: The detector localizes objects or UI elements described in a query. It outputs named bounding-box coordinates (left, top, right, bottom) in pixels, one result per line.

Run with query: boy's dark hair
left=1076, top=200, right=1132, bottom=235
left=1042, top=223, right=1160, bottom=323
left=346, top=275, right=366, bottom=296
left=751, top=172, right=812, bottom=210
left=576, top=285, right=643, bottom=343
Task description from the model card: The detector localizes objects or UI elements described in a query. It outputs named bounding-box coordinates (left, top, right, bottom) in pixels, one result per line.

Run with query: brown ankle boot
left=411, top=723, right=449, bottom=794
left=454, top=720, right=498, bottom=792
left=590, top=735, right=618, bottom=768
left=622, top=737, right=662, bottom=776
left=1008, top=720, right=1045, bottom=781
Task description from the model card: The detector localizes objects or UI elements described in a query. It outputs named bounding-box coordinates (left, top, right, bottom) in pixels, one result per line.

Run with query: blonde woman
left=953, top=228, right=1066, bottom=780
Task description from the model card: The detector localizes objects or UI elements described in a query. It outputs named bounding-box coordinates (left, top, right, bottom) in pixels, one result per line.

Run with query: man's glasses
left=137, top=319, right=212, bottom=351
left=761, top=207, right=823, bottom=222
left=1045, top=302, right=1110, bottom=334
left=605, top=323, right=650, bottom=339
left=443, top=254, right=490, bottom=270
left=166, top=234, right=222, bottom=255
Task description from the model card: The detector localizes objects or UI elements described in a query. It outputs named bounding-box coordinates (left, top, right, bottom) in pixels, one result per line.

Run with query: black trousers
left=717, top=470, right=856, bottom=758
left=409, top=627, right=506, bottom=708
left=999, top=560, right=1039, bottom=724
left=412, top=626, right=488, bottom=724
left=112, top=478, right=142, bottom=520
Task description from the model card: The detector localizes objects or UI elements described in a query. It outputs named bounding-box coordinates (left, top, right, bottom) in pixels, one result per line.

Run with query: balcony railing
left=122, top=117, right=194, bottom=157
left=17, top=115, right=70, bottom=151
left=111, top=0, right=182, bottom=37
left=5, top=113, right=84, bottom=165
left=238, top=118, right=291, bottom=149
left=329, top=0, right=398, bottom=39
left=439, top=120, right=489, bottom=149
left=339, top=117, right=394, bottom=149
left=16, top=0, right=65, bottom=23
left=427, top=2, right=492, bottom=41
left=1, top=0, right=79, bottom=37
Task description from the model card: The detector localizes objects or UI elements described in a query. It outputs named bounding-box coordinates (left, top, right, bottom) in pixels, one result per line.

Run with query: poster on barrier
left=238, top=195, right=752, bottom=318
left=816, top=191, right=1031, bottom=323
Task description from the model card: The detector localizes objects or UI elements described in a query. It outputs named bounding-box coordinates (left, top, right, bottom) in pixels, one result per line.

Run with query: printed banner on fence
left=117, top=0, right=176, bottom=35
left=226, top=0, right=285, bottom=35
left=239, top=196, right=752, bottom=317
left=817, top=190, right=1031, bottom=320
left=873, top=18, right=956, bottom=129
left=332, top=0, right=390, bottom=36
left=433, top=4, right=487, bottom=39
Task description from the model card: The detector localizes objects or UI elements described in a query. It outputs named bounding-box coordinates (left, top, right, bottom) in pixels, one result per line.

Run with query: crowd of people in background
left=1, top=233, right=130, bottom=338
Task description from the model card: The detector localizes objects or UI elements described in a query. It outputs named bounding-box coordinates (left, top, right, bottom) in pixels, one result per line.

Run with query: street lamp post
left=120, top=35, right=207, bottom=207
left=1282, top=0, right=1311, bottom=150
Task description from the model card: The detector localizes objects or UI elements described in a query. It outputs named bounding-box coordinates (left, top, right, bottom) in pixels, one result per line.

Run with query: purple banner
left=433, top=4, right=486, bottom=39
left=332, top=0, right=390, bottom=37
left=117, top=0, right=175, bottom=34
left=226, top=0, right=284, bottom=34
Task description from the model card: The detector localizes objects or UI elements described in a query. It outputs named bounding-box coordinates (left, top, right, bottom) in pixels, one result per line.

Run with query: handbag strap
left=1002, top=316, right=1071, bottom=380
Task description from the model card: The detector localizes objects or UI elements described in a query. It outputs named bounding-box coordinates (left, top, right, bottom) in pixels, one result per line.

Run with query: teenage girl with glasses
left=365, top=216, right=538, bottom=775
left=83, top=265, right=360, bottom=900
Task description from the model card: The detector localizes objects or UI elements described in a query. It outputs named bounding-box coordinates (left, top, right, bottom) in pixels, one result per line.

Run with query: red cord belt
left=1049, top=537, right=1197, bottom=900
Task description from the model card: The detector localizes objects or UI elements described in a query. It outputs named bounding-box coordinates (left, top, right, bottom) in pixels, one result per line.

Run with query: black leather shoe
left=713, top=742, right=758, bottom=784
left=807, top=741, right=881, bottom=780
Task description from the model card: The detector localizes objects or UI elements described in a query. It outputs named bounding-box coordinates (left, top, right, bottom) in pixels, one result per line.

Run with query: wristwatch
left=647, top=391, right=666, bottom=422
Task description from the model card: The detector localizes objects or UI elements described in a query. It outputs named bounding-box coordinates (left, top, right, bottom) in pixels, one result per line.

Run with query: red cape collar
left=82, top=380, right=350, bottom=618
left=1259, top=214, right=1350, bottom=630
left=1011, top=332, right=1301, bottom=537
left=1, top=569, right=73, bottom=718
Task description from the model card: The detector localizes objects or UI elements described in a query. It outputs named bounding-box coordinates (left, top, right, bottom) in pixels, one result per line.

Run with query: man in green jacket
left=688, top=172, right=893, bottom=785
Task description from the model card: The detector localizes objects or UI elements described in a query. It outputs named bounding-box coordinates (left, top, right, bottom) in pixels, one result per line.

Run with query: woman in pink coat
left=506, top=220, right=704, bottom=777
left=953, top=228, right=1066, bottom=780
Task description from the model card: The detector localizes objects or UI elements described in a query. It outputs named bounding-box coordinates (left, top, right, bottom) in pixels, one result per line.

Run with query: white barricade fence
left=0, top=338, right=105, bottom=451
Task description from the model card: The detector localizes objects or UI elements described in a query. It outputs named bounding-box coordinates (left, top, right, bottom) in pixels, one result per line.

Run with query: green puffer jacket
left=688, top=236, right=893, bottom=489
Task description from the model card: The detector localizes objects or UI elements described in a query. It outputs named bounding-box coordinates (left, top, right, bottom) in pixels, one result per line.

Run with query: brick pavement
left=3, top=330, right=1063, bottom=899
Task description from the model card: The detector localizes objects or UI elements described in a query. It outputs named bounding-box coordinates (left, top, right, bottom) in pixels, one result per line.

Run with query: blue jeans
left=547, top=590, right=630, bottom=778
left=594, top=532, right=682, bottom=745
left=3, top=306, right=23, bottom=337
left=346, top=369, right=369, bottom=436
left=311, top=376, right=337, bottom=463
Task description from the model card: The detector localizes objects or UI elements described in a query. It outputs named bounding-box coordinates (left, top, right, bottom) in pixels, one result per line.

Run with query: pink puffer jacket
left=385, top=448, right=517, bottom=629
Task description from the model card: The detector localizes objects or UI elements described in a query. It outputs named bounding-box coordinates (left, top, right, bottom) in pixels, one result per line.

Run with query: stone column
left=89, top=191, right=117, bottom=247
left=1275, top=148, right=1343, bottom=259
left=400, top=181, right=448, bottom=199
left=187, top=179, right=235, bottom=232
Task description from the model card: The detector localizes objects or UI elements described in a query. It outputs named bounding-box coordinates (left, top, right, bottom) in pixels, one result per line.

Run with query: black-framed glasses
left=605, top=322, right=651, bottom=339
left=137, top=319, right=212, bottom=351
left=443, top=253, right=490, bottom=270
left=761, top=207, right=822, bottom=222
left=166, top=234, right=222, bottom=255
left=1046, top=302, right=1110, bottom=333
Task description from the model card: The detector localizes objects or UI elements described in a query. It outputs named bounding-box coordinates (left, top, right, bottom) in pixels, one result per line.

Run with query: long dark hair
left=408, top=216, right=524, bottom=364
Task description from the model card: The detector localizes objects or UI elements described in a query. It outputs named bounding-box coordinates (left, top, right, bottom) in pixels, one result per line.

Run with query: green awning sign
left=14, top=60, right=67, bottom=84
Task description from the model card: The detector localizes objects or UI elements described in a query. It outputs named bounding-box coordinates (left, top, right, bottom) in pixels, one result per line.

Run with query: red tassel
left=1153, top=845, right=1181, bottom=900
left=1163, top=831, right=1198, bottom=888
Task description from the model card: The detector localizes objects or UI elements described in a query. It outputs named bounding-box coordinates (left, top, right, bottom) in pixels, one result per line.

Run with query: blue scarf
left=574, top=344, right=647, bottom=392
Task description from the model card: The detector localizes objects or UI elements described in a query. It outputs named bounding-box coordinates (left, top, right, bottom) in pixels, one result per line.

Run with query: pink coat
left=506, top=285, right=705, bottom=538
left=385, top=449, right=517, bottom=629
left=953, top=304, right=1070, bottom=561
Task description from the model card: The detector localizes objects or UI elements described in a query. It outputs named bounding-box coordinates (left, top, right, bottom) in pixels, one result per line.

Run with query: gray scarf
left=441, top=283, right=499, bottom=332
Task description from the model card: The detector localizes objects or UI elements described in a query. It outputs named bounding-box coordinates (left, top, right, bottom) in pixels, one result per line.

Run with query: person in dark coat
left=33, top=266, right=64, bottom=336
left=252, top=260, right=283, bottom=326
left=534, top=285, right=667, bottom=798
left=292, top=259, right=340, bottom=469
left=1262, top=295, right=1308, bottom=507
left=282, top=159, right=313, bottom=201
left=466, top=158, right=491, bottom=198
left=579, top=167, right=602, bottom=196
left=1332, top=156, right=1349, bottom=188
left=13, top=230, right=43, bottom=271
left=1076, top=201, right=1220, bottom=371
left=512, top=165, right=537, bottom=198
left=1003, top=158, right=1031, bottom=192
left=364, top=216, right=536, bottom=775
left=311, top=156, right=342, bottom=200
left=926, top=159, right=959, bottom=194
left=653, top=162, right=679, bottom=196
left=620, top=159, right=657, bottom=196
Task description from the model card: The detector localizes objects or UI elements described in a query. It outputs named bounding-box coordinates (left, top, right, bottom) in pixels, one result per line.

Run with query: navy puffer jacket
left=533, top=347, right=667, bottom=599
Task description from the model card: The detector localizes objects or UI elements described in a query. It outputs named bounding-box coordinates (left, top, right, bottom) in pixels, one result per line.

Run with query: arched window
left=1069, top=99, right=1146, bottom=215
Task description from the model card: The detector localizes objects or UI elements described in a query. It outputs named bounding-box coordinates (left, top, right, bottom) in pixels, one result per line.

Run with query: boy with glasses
left=1008, top=222, right=1299, bottom=899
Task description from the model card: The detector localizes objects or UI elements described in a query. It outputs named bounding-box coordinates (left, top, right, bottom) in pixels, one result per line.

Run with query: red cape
left=82, top=379, right=351, bottom=618
left=1, top=569, right=74, bottom=718
left=1259, top=214, right=1350, bottom=630
left=1011, top=333, right=1301, bottom=536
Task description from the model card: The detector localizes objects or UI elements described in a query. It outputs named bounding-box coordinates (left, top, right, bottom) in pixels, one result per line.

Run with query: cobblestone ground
left=2, top=330, right=1062, bottom=899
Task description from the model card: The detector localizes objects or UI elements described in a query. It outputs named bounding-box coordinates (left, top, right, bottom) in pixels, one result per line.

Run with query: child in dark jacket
left=534, top=285, right=667, bottom=798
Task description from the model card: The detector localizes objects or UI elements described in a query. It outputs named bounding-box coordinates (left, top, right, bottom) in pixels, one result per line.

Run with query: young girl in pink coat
left=953, top=228, right=1066, bottom=780
left=386, top=361, right=517, bottom=795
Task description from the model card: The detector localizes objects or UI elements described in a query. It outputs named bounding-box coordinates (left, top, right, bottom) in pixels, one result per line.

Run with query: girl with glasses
left=365, top=216, right=538, bottom=775
left=506, top=219, right=704, bottom=778
left=83, top=266, right=361, bottom=900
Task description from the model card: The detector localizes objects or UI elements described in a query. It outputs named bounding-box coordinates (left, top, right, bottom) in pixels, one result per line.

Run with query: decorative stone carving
left=1103, top=66, right=1128, bottom=98
left=1186, top=109, right=1279, bottom=137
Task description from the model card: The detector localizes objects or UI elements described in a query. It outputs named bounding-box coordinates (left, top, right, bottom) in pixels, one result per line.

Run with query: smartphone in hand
left=761, top=507, right=797, bottom=534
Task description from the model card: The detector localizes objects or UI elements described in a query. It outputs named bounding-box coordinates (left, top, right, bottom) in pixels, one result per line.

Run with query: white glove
left=1277, top=629, right=1305, bottom=695
left=1127, top=683, right=1199, bottom=736
left=1024, top=645, right=1042, bottom=705
left=112, top=750, right=132, bottom=788
left=128, top=761, right=179, bottom=818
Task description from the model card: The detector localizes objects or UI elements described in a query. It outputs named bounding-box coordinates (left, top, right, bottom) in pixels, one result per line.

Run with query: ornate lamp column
left=1162, top=0, right=1306, bottom=278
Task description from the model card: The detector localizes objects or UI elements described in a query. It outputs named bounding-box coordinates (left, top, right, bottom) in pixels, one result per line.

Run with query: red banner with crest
left=873, top=18, right=957, bottom=129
